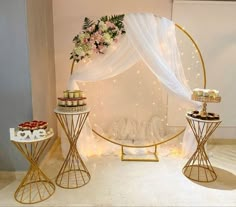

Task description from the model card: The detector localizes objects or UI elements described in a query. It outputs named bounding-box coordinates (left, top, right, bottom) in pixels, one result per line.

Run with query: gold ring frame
left=70, top=23, right=207, bottom=161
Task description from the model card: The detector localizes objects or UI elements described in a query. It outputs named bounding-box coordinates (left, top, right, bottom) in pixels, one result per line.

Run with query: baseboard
left=208, top=138, right=236, bottom=145
left=0, top=171, right=25, bottom=180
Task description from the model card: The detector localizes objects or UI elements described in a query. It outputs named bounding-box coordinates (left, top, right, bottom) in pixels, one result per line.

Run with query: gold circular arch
left=70, top=23, right=207, bottom=150
left=175, top=24, right=206, bottom=88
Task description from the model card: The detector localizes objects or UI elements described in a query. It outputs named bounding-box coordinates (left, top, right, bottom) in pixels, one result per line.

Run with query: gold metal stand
left=11, top=132, right=55, bottom=204
left=183, top=115, right=221, bottom=182
left=121, top=145, right=159, bottom=162
left=54, top=109, right=90, bottom=189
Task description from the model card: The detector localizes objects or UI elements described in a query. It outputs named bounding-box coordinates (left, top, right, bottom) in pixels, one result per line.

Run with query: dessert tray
left=18, top=120, right=48, bottom=131
left=191, top=88, right=221, bottom=119
left=10, top=120, right=53, bottom=142
left=187, top=110, right=220, bottom=121
left=56, top=90, right=88, bottom=112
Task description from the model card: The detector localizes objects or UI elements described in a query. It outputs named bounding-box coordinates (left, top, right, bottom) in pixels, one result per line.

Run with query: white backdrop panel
left=169, top=0, right=236, bottom=127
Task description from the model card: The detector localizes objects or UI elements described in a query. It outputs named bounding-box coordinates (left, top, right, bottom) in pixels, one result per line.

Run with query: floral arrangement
left=70, top=14, right=126, bottom=62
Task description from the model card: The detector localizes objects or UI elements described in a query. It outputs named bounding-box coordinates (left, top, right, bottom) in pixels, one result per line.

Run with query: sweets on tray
left=57, top=90, right=86, bottom=107
left=192, top=88, right=221, bottom=102
left=187, top=110, right=220, bottom=120
left=56, top=90, right=87, bottom=112
left=18, top=120, right=48, bottom=131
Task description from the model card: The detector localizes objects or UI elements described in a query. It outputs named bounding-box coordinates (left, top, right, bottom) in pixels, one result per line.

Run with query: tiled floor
left=0, top=143, right=236, bottom=207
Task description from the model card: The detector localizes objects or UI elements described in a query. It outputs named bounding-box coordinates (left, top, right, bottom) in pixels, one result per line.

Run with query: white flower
left=103, top=33, right=113, bottom=44
left=99, top=21, right=108, bottom=31
left=79, top=32, right=90, bottom=41
left=74, top=46, right=85, bottom=57
left=82, top=44, right=93, bottom=55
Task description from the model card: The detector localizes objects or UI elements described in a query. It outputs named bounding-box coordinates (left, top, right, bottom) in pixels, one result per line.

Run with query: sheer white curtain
left=66, top=13, right=197, bottom=157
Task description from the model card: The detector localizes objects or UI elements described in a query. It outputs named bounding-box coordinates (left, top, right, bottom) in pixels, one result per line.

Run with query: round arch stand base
left=93, top=128, right=185, bottom=162
left=121, top=145, right=159, bottom=162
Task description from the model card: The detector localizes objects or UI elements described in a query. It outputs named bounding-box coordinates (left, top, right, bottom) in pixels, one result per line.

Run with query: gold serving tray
left=191, top=95, right=221, bottom=103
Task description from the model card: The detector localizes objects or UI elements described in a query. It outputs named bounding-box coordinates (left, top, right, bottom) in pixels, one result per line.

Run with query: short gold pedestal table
left=11, top=129, right=55, bottom=204
left=183, top=115, right=221, bottom=182
left=54, top=108, right=90, bottom=189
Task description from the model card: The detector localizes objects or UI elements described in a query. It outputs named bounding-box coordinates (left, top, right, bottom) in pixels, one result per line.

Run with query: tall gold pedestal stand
left=11, top=130, right=55, bottom=204
left=183, top=95, right=221, bottom=182
left=54, top=108, right=90, bottom=189
left=183, top=116, right=221, bottom=182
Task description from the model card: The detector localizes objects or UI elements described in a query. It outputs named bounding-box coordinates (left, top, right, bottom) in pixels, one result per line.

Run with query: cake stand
left=191, top=95, right=221, bottom=117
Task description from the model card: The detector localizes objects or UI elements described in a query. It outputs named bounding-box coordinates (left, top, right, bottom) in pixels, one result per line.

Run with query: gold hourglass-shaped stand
left=183, top=116, right=221, bottom=182
left=183, top=94, right=222, bottom=182
left=11, top=130, right=55, bottom=204
left=54, top=108, right=90, bottom=189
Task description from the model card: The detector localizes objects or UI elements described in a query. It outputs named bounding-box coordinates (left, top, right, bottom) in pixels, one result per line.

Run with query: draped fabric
left=64, top=13, right=198, bottom=158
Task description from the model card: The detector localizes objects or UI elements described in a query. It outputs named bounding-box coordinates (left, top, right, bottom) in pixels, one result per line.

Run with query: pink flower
left=106, top=21, right=115, bottom=28
left=83, top=38, right=89, bottom=43
left=98, top=45, right=104, bottom=52
left=87, top=25, right=95, bottom=32
left=113, top=38, right=118, bottom=43
left=93, top=48, right=99, bottom=53
left=93, top=32, right=103, bottom=42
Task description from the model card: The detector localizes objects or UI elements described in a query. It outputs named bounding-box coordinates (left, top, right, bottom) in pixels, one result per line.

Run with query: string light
left=78, top=28, right=203, bottom=153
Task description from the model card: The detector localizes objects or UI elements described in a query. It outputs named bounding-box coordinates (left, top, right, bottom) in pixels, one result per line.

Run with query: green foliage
left=100, top=14, right=125, bottom=31
left=82, top=17, right=95, bottom=30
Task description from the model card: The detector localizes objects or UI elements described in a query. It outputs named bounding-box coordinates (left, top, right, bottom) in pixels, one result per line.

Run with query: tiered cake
left=56, top=90, right=87, bottom=112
